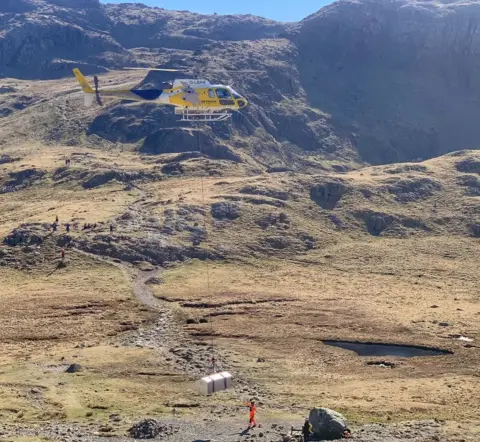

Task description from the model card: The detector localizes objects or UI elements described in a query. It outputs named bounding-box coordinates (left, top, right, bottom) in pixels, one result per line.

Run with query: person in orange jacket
left=245, top=400, right=257, bottom=429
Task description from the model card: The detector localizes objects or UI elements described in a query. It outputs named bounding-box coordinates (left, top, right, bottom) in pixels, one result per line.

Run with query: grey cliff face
left=292, top=0, right=480, bottom=163
left=1, top=0, right=480, bottom=164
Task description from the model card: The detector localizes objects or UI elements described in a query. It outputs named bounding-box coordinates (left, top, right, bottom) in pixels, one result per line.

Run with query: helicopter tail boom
left=73, top=68, right=98, bottom=107
left=73, top=68, right=94, bottom=94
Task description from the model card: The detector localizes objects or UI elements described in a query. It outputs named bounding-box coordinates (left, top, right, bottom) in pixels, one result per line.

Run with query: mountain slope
left=2, top=0, right=480, bottom=165
left=0, top=1, right=479, bottom=437
left=292, top=0, right=480, bottom=163
left=1, top=0, right=480, bottom=165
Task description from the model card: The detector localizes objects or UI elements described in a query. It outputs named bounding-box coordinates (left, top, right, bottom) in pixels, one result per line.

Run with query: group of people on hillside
left=50, top=215, right=114, bottom=234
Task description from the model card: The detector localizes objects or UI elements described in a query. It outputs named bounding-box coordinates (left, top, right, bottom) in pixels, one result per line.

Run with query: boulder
left=211, top=202, right=240, bottom=220
left=309, top=407, right=349, bottom=440
left=264, top=235, right=291, bottom=250
left=472, top=223, right=480, bottom=238
left=266, top=166, right=293, bottom=173
left=65, top=363, right=82, bottom=373
left=134, top=261, right=155, bottom=271
left=310, top=181, right=347, bottom=209
left=162, top=162, right=184, bottom=176
left=0, top=154, right=18, bottom=165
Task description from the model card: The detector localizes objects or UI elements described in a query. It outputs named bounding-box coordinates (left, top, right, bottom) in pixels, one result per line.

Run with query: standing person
left=61, top=248, right=65, bottom=260
left=55, top=215, right=59, bottom=223
left=65, top=223, right=70, bottom=233
left=245, top=400, right=257, bottom=429
left=302, top=418, right=313, bottom=442
left=52, top=222, right=58, bottom=232
left=110, top=224, right=114, bottom=233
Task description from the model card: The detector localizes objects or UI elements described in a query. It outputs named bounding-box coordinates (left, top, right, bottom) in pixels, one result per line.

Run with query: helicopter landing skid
left=176, top=108, right=232, bottom=122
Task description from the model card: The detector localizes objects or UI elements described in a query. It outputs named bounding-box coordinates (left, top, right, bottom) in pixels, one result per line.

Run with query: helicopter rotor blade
left=123, top=67, right=182, bottom=72
left=121, top=66, right=263, bottom=74
left=204, top=69, right=264, bottom=73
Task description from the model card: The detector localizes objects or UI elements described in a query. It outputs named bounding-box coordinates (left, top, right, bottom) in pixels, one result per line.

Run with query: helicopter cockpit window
left=215, top=88, right=232, bottom=99
left=229, top=88, right=242, bottom=99
left=208, top=89, right=215, bottom=99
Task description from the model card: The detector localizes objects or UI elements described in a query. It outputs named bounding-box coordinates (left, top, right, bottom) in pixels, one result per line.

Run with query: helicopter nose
left=237, top=98, right=248, bottom=109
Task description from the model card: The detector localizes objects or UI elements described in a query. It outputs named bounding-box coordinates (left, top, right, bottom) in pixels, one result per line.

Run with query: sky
left=100, top=0, right=333, bottom=22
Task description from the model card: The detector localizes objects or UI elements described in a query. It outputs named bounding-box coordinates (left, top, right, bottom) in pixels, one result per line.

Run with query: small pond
left=322, top=340, right=452, bottom=357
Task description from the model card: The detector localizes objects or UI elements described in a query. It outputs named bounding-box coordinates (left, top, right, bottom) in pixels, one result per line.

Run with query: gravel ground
left=0, top=418, right=455, bottom=442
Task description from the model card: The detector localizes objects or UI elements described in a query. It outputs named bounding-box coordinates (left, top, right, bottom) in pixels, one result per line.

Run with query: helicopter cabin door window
left=208, top=89, right=215, bottom=99
left=215, top=88, right=235, bottom=106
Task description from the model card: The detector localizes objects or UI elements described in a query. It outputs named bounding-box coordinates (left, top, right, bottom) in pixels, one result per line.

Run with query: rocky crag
left=1, top=0, right=480, bottom=165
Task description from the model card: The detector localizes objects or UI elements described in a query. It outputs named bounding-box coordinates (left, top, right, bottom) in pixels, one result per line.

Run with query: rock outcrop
left=0, top=0, right=127, bottom=79
left=106, top=3, right=288, bottom=50
left=309, top=407, right=350, bottom=440
left=310, top=180, right=347, bottom=209
left=141, top=128, right=242, bottom=163
left=2, top=0, right=480, bottom=165
left=3, top=228, right=44, bottom=246
left=211, top=202, right=240, bottom=220
left=384, top=177, right=442, bottom=202
left=82, top=169, right=158, bottom=189
left=291, top=0, right=480, bottom=164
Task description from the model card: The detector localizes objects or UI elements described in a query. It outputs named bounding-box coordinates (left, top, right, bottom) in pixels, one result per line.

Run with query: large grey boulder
left=211, top=202, right=240, bottom=220
left=309, top=407, right=349, bottom=440
left=310, top=181, right=347, bottom=209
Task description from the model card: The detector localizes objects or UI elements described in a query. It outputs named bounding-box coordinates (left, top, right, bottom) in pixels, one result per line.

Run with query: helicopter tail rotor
left=93, top=75, right=103, bottom=106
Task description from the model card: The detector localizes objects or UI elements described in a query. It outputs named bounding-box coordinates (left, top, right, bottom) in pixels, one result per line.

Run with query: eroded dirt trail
left=127, top=266, right=165, bottom=309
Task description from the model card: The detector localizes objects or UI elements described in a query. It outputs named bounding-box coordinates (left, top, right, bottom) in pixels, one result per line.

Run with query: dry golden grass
left=6, top=438, right=53, bottom=442
left=0, top=255, right=147, bottom=348
left=0, top=253, right=198, bottom=425
left=0, top=344, right=198, bottom=424
left=0, top=140, right=478, bottom=430
left=156, top=234, right=480, bottom=423
left=0, top=144, right=145, bottom=237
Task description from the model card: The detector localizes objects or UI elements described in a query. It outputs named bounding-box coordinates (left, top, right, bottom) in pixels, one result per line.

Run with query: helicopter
left=73, top=66, right=259, bottom=122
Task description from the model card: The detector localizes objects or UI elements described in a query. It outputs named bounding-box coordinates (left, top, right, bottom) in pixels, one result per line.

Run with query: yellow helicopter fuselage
left=73, top=69, right=248, bottom=112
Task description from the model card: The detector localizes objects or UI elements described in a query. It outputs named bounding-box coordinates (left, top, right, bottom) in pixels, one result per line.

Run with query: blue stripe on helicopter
left=131, top=89, right=163, bottom=100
